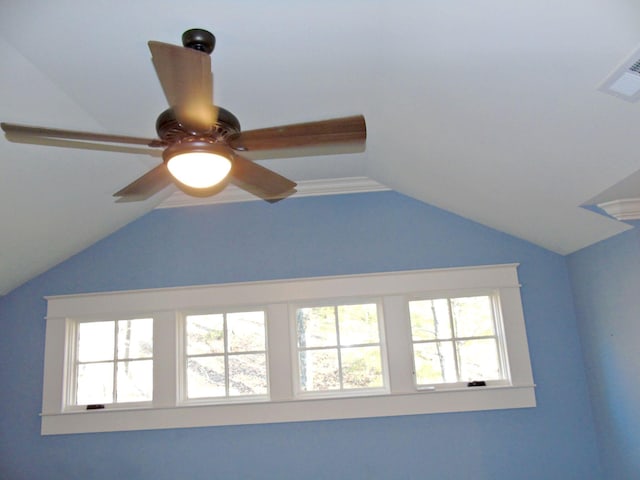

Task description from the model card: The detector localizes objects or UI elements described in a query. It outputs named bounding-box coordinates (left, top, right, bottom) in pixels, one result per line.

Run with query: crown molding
left=156, top=177, right=390, bottom=209
left=597, top=198, right=640, bottom=221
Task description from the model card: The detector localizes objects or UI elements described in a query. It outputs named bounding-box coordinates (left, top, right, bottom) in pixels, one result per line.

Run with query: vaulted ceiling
left=1, top=0, right=640, bottom=295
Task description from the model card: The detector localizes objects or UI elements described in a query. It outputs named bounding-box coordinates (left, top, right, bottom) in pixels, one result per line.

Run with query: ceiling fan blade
left=148, top=41, right=216, bottom=131
left=113, top=163, right=173, bottom=202
left=230, top=154, right=297, bottom=202
left=228, top=115, right=366, bottom=152
left=1, top=122, right=165, bottom=147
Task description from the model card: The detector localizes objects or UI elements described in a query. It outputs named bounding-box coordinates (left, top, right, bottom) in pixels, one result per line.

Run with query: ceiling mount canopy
left=181, top=28, right=216, bottom=54
left=0, top=28, right=367, bottom=204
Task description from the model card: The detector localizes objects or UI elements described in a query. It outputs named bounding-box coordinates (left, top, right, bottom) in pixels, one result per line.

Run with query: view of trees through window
left=296, top=303, right=384, bottom=392
left=75, top=318, right=153, bottom=405
left=409, top=295, right=503, bottom=386
left=69, top=295, right=506, bottom=407
left=72, top=297, right=504, bottom=405
left=185, top=311, right=268, bottom=399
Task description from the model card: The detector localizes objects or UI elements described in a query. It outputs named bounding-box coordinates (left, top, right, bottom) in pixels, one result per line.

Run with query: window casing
left=42, top=264, right=535, bottom=435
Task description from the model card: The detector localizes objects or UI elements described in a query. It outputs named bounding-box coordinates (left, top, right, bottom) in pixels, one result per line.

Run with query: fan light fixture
left=0, top=28, right=365, bottom=203
left=163, top=139, right=232, bottom=189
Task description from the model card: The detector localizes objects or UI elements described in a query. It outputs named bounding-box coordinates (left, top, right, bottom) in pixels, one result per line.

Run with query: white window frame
left=177, top=308, right=270, bottom=405
left=66, top=316, right=155, bottom=411
left=41, top=264, right=535, bottom=435
left=407, top=290, right=510, bottom=390
left=290, top=298, right=390, bottom=398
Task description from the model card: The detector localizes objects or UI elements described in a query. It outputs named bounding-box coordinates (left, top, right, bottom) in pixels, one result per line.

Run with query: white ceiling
left=1, top=0, right=640, bottom=295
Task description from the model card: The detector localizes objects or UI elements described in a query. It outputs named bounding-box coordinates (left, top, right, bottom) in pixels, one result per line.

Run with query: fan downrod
left=182, top=28, right=215, bottom=54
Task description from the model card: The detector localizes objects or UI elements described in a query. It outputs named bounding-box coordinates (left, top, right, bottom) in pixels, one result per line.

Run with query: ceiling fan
left=1, top=28, right=366, bottom=203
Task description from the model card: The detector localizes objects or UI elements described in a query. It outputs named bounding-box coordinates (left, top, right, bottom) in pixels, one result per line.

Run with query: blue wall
left=0, top=192, right=602, bottom=479
left=568, top=221, right=640, bottom=480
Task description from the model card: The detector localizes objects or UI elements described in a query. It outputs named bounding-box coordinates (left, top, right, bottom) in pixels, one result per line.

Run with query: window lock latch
left=467, top=381, right=486, bottom=387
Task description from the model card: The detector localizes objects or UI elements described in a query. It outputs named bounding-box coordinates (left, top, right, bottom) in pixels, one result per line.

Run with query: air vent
left=600, top=44, right=640, bottom=102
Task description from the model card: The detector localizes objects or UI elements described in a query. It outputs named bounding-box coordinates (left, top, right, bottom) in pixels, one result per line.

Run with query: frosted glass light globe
left=166, top=151, right=231, bottom=189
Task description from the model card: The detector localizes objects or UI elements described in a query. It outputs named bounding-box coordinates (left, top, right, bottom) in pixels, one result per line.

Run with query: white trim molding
left=41, top=264, right=536, bottom=435
left=597, top=198, right=640, bottom=221
left=156, top=177, right=390, bottom=209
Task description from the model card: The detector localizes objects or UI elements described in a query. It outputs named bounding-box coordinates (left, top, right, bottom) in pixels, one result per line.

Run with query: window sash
left=180, top=310, right=269, bottom=403
left=409, top=293, right=510, bottom=387
left=292, top=301, right=388, bottom=396
left=69, top=318, right=154, bottom=407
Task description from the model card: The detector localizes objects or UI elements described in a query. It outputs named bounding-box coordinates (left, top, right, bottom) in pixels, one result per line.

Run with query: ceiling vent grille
left=600, top=45, right=640, bottom=102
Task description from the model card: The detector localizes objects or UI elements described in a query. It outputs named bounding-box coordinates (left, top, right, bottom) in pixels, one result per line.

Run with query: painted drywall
left=0, top=191, right=601, bottom=479
left=567, top=220, right=640, bottom=480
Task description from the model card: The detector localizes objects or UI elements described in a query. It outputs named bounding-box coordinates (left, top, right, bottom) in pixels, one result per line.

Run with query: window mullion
left=383, top=295, right=414, bottom=394
left=267, top=303, right=293, bottom=401
left=154, top=311, right=177, bottom=408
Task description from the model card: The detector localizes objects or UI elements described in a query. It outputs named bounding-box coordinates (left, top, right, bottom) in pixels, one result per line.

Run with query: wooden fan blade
left=113, top=163, right=173, bottom=202
left=230, top=154, right=297, bottom=202
left=228, top=115, right=366, bottom=152
left=0, top=122, right=165, bottom=147
left=148, top=41, right=216, bottom=131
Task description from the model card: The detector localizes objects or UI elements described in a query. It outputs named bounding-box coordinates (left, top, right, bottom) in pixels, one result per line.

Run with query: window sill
left=41, top=384, right=536, bottom=435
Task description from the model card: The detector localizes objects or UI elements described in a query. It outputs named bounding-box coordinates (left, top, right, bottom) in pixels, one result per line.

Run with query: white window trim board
left=44, top=264, right=522, bottom=318
left=41, top=385, right=535, bottom=435
left=41, top=264, right=536, bottom=435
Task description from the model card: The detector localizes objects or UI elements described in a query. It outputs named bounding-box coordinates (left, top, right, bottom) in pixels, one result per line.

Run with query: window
left=42, top=264, right=535, bottom=435
left=72, top=318, right=153, bottom=407
left=183, top=311, right=268, bottom=401
left=295, top=303, right=386, bottom=394
left=409, top=294, right=507, bottom=388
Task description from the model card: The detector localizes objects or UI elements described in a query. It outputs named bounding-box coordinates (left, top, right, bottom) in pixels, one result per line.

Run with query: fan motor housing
left=155, top=107, right=241, bottom=144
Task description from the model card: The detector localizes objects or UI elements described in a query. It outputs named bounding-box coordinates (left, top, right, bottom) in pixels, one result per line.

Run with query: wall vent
left=599, top=45, right=640, bottom=102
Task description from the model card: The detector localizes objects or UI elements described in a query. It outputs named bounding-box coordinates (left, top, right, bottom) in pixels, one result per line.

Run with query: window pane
left=409, top=299, right=452, bottom=341
left=451, top=296, right=495, bottom=338
left=116, top=359, right=153, bottom=402
left=341, top=346, right=383, bottom=389
left=457, top=339, right=501, bottom=381
left=117, top=318, right=153, bottom=359
left=338, top=304, right=379, bottom=346
left=77, top=362, right=113, bottom=404
left=77, top=321, right=114, bottom=362
left=228, top=354, right=268, bottom=396
left=227, top=311, right=266, bottom=353
left=413, top=341, right=457, bottom=385
left=298, top=349, right=339, bottom=391
left=187, top=356, right=226, bottom=398
left=296, top=306, right=337, bottom=348
left=187, top=314, right=224, bottom=355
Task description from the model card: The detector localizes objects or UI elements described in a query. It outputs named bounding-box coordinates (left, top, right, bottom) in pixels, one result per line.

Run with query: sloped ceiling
left=1, top=0, right=640, bottom=295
